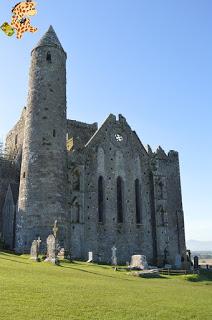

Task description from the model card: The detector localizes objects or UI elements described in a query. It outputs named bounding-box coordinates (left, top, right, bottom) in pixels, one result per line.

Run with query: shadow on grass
left=0, top=256, right=29, bottom=265
left=58, top=264, right=134, bottom=281
left=184, top=270, right=212, bottom=283
left=0, top=250, right=23, bottom=257
left=139, top=275, right=168, bottom=280
left=59, top=263, right=169, bottom=281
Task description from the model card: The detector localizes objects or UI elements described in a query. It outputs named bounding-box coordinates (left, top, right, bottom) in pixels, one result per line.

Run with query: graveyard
left=0, top=251, right=212, bottom=320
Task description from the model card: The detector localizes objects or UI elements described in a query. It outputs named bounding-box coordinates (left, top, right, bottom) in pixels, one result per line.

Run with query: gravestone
left=30, top=240, right=39, bottom=261
left=111, top=246, right=117, bottom=266
left=45, top=234, right=57, bottom=264
left=57, top=248, right=65, bottom=260
left=130, top=255, right=149, bottom=270
left=45, top=220, right=59, bottom=264
left=30, top=237, right=41, bottom=261
left=175, top=254, right=182, bottom=269
left=194, top=256, right=199, bottom=269
left=87, top=251, right=93, bottom=263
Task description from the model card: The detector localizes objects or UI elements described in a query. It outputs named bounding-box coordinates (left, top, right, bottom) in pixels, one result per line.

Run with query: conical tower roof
left=32, top=26, right=66, bottom=54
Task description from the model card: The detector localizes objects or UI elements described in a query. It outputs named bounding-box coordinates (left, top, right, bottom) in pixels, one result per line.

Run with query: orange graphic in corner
left=0, top=1, right=38, bottom=39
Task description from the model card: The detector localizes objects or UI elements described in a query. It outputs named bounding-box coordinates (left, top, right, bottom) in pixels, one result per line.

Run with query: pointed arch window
left=117, top=176, right=124, bottom=223
left=98, top=176, right=104, bottom=223
left=135, top=178, right=142, bottom=224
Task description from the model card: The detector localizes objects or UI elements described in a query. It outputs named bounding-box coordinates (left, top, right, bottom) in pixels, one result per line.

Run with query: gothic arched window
left=98, top=176, right=104, bottom=223
left=117, top=176, right=124, bottom=223
left=135, top=178, right=142, bottom=224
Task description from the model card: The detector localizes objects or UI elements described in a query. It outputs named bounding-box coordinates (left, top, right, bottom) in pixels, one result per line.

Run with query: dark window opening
left=159, top=181, right=163, bottom=198
left=46, top=51, right=52, bottom=62
left=117, top=176, right=123, bottom=223
left=23, top=172, right=26, bottom=178
left=53, top=129, right=56, bottom=137
left=135, top=179, right=142, bottom=224
left=15, top=134, right=18, bottom=146
left=98, top=176, right=104, bottom=223
left=76, top=204, right=80, bottom=223
left=73, top=170, right=80, bottom=191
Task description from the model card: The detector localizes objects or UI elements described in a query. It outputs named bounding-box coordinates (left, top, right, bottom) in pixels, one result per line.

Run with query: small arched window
left=46, top=51, right=52, bottom=63
left=117, top=176, right=124, bottom=223
left=98, top=176, right=104, bottom=223
left=135, top=179, right=142, bottom=224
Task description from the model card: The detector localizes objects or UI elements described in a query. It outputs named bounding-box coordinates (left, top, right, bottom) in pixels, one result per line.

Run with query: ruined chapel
left=0, top=26, right=187, bottom=266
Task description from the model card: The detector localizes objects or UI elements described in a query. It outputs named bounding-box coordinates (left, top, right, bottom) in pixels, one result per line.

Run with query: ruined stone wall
left=0, top=159, right=17, bottom=234
left=2, top=184, right=19, bottom=249
left=5, top=107, right=26, bottom=163
left=67, top=149, right=86, bottom=258
left=74, top=114, right=155, bottom=264
left=67, top=119, right=98, bottom=149
left=150, top=148, right=186, bottom=266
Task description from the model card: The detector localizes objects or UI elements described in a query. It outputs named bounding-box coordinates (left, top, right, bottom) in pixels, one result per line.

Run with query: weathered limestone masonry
left=0, top=26, right=187, bottom=266
left=148, top=147, right=186, bottom=266
left=5, top=107, right=26, bottom=167
left=71, top=114, right=154, bottom=263
left=0, top=159, right=17, bottom=236
left=15, top=26, right=69, bottom=252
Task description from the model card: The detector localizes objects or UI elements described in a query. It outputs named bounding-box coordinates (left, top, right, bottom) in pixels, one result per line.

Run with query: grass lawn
left=0, top=252, right=212, bottom=320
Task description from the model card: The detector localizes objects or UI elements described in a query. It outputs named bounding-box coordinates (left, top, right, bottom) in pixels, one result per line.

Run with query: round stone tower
left=16, top=26, right=68, bottom=252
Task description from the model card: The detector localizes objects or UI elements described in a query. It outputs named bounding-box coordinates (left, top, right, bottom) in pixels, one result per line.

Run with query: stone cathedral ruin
left=0, top=26, right=188, bottom=267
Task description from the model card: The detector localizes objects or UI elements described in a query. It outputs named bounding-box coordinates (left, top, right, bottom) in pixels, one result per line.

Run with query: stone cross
left=37, top=237, right=41, bottom=248
left=111, top=246, right=117, bottom=266
left=53, top=220, right=58, bottom=238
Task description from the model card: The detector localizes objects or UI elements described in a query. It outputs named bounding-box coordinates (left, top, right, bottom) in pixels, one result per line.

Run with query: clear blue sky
left=0, top=1, right=211, bottom=242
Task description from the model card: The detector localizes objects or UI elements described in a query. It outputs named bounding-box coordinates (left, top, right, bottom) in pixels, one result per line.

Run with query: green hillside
left=0, top=252, right=211, bottom=320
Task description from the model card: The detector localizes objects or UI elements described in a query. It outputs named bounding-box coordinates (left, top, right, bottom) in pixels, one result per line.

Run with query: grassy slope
left=0, top=253, right=212, bottom=320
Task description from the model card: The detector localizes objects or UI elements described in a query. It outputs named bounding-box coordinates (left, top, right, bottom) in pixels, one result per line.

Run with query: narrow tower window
left=46, top=51, right=52, bottom=63
left=53, top=129, right=56, bottom=137
left=117, top=176, right=124, bottom=223
left=15, top=134, right=18, bottom=146
left=98, top=176, right=104, bottom=223
left=135, top=179, right=142, bottom=224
